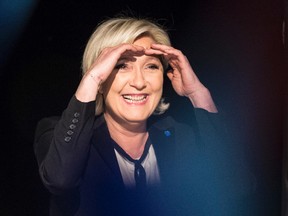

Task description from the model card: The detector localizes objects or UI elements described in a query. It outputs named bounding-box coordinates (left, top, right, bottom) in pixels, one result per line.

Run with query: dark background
left=0, top=0, right=285, bottom=215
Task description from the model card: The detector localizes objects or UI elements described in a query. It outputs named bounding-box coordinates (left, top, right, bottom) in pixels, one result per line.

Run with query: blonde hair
left=82, top=16, right=171, bottom=115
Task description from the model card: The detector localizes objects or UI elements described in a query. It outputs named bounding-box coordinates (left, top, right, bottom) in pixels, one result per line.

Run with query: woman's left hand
left=145, top=44, right=218, bottom=113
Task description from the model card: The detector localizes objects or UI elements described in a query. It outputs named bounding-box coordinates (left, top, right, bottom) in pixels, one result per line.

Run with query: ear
left=98, top=86, right=103, bottom=94
left=98, top=81, right=105, bottom=94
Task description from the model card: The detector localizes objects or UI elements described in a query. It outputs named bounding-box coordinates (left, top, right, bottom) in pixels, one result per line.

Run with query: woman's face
left=103, top=36, right=164, bottom=125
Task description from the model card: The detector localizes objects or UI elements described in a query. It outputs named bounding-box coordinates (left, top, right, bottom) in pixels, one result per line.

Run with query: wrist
left=89, top=72, right=102, bottom=86
left=75, top=72, right=102, bottom=102
left=188, top=87, right=218, bottom=113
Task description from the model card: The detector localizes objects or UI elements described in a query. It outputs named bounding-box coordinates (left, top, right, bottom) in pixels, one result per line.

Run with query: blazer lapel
left=90, top=115, right=177, bottom=188
left=148, top=121, right=176, bottom=183
left=91, top=115, right=124, bottom=187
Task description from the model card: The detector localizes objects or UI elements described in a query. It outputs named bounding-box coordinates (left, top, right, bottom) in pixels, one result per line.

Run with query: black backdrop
left=0, top=0, right=285, bottom=215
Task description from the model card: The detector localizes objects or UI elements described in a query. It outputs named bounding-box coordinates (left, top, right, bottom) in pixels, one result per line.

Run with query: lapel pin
left=164, top=130, right=171, bottom=137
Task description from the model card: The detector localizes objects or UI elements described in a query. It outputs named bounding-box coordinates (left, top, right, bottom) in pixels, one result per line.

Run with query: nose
left=129, top=68, right=147, bottom=90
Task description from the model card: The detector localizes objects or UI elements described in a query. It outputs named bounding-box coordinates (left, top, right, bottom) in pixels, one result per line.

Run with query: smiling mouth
left=122, top=94, right=148, bottom=104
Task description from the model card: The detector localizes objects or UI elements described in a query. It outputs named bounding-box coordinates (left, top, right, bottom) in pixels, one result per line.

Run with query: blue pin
left=164, top=130, right=171, bottom=137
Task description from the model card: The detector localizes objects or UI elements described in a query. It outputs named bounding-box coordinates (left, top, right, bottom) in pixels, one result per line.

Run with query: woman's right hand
left=75, top=43, right=145, bottom=102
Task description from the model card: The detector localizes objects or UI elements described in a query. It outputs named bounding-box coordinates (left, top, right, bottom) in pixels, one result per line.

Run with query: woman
left=34, top=16, right=253, bottom=215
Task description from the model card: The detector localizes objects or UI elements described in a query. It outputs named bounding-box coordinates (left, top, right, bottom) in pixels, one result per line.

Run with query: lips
left=122, top=94, right=148, bottom=104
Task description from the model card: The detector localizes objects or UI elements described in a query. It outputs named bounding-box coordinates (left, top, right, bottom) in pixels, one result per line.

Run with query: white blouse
left=114, top=144, right=160, bottom=189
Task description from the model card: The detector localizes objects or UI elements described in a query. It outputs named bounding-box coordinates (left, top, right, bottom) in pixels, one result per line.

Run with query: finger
left=151, top=44, right=184, bottom=60
left=166, top=70, right=174, bottom=81
left=114, top=43, right=145, bottom=56
left=144, top=48, right=165, bottom=56
left=151, top=43, right=172, bottom=50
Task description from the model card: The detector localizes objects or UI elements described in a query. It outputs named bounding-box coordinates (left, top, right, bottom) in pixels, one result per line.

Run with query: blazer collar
left=91, top=115, right=124, bottom=187
left=91, top=115, right=176, bottom=186
left=148, top=119, right=176, bottom=182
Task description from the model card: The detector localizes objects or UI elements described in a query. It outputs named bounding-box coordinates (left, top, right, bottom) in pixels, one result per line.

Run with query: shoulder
left=149, top=114, right=190, bottom=130
left=148, top=115, right=197, bottom=143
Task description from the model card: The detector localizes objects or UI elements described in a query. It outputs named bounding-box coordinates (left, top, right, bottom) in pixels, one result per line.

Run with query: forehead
left=119, top=54, right=161, bottom=64
left=133, top=36, right=155, bottom=49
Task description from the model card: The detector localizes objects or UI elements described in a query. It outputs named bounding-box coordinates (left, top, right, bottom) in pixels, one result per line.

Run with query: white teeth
left=123, top=95, right=147, bottom=102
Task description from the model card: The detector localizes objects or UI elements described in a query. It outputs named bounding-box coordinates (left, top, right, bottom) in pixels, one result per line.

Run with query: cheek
left=101, top=80, right=118, bottom=106
left=149, top=74, right=164, bottom=92
left=102, top=72, right=127, bottom=95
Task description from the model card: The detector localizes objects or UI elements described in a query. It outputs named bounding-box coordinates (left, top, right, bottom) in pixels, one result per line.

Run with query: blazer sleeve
left=34, top=95, right=96, bottom=194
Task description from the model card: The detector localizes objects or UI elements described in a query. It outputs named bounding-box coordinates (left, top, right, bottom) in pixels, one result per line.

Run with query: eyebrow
left=118, top=56, right=136, bottom=62
left=118, top=55, right=161, bottom=63
left=146, top=55, right=159, bottom=59
left=144, top=55, right=162, bottom=62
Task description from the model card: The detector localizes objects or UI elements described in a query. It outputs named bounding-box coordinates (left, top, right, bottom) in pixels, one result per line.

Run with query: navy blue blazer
left=34, top=96, right=254, bottom=216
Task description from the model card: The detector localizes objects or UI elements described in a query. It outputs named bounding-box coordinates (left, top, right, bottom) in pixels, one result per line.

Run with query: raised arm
left=75, top=43, right=146, bottom=102
left=34, top=43, right=147, bottom=193
left=34, top=97, right=96, bottom=194
left=145, top=44, right=218, bottom=113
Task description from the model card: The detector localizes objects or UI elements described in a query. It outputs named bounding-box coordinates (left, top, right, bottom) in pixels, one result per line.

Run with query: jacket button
left=74, top=112, right=80, bottom=117
left=64, top=136, right=71, bottom=142
left=67, top=130, right=74, bottom=135
left=72, top=118, right=79, bottom=123
left=69, top=124, right=76, bottom=129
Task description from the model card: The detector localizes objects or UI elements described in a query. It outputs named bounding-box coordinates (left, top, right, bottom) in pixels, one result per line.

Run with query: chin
left=124, top=115, right=149, bottom=123
left=121, top=111, right=151, bottom=123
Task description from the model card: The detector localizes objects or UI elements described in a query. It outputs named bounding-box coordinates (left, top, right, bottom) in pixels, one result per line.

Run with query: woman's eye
left=147, top=64, right=160, bottom=70
left=115, top=63, right=127, bottom=70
